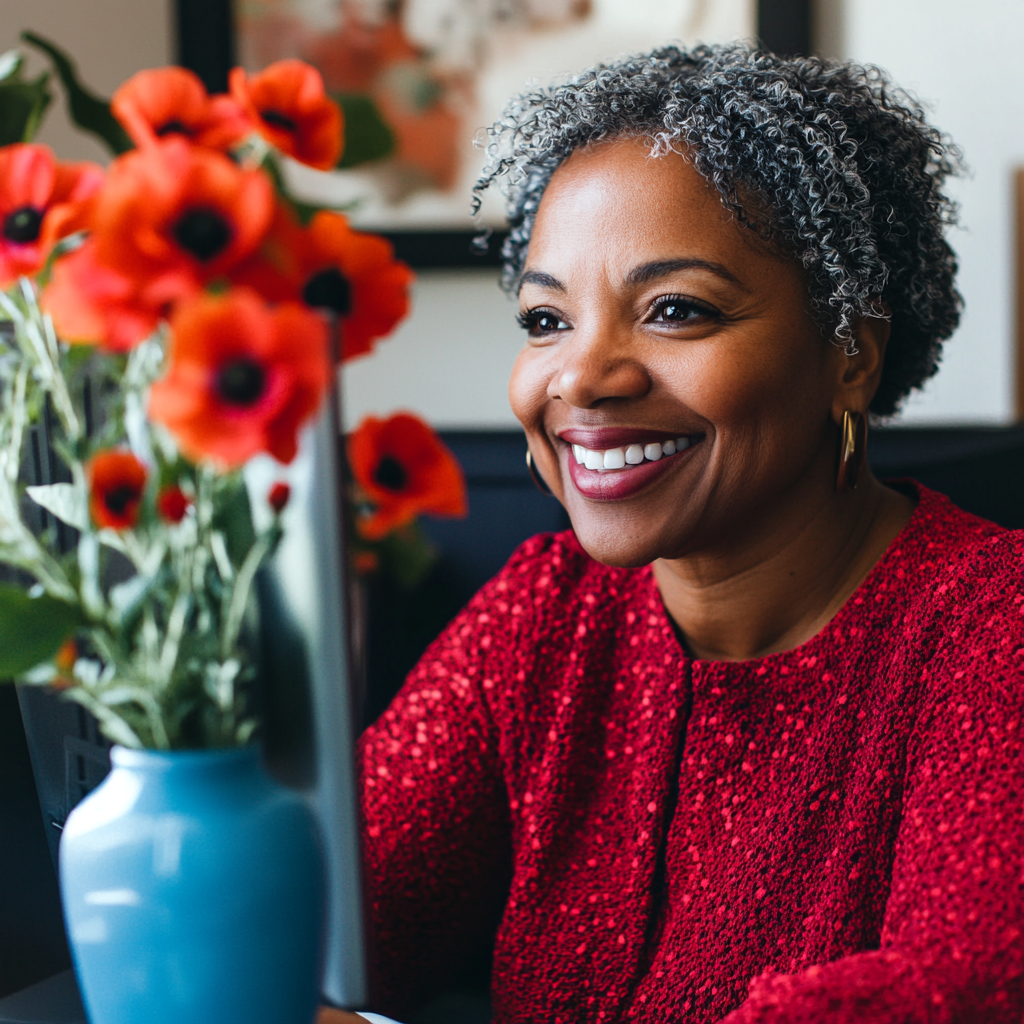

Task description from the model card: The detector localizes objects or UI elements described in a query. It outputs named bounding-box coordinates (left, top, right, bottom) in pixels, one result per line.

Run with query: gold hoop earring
left=525, top=448, right=554, bottom=497
left=836, top=410, right=867, bottom=492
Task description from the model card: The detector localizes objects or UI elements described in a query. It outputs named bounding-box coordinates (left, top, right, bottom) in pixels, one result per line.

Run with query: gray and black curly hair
left=472, top=43, right=963, bottom=416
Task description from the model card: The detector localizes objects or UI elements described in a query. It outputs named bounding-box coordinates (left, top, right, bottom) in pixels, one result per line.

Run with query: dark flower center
left=173, top=207, right=233, bottom=262
left=260, top=109, right=298, bottom=132
left=3, top=205, right=43, bottom=244
left=217, top=359, right=266, bottom=406
left=303, top=267, right=352, bottom=315
left=104, top=485, right=139, bottom=516
left=156, top=119, right=191, bottom=137
left=374, top=455, right=407, bottom=492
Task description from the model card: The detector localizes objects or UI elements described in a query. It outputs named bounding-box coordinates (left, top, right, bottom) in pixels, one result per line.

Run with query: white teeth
left=570, top=436, right=696, bottom=472
left=603, top=447, right=626, bottom=469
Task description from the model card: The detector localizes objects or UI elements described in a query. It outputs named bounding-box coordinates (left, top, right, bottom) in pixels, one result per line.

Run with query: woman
left=326, top=44, right=1023, bottom=1023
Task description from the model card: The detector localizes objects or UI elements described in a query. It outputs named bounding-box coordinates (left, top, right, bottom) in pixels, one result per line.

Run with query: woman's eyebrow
left=626, top=258, right=744, bottom=287
left=518, top=269, right=565, bottom=293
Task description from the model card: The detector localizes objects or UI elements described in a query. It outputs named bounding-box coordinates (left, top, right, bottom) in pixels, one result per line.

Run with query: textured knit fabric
left=358, top=485, right=1024, bottom=1023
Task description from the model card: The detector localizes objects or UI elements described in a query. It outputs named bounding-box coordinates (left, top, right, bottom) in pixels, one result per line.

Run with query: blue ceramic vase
left=60, top=746, right=325, bottom=1024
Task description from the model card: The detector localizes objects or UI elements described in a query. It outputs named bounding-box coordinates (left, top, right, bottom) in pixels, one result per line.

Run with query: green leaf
left=379, top=522, right=436, bottom=590
left=0, top=50, right=24, bottom=83
left=0, top=584, right=82, bottom=678
left=26, top=482, right=87, bottom=531
left=21, top=31, right=132, bottom=155
left=0, top=73, right=53, bottom=145
left=334, top=93, right=395, bottom=169
left=214, top=475, right=256, bottom=567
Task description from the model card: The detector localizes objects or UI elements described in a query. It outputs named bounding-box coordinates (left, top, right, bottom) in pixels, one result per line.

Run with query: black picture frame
left=174, top=0, right=809, bottom=269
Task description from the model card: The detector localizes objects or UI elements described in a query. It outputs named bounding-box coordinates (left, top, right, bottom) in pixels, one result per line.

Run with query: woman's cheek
left=508, top=346, right=551, bottom=435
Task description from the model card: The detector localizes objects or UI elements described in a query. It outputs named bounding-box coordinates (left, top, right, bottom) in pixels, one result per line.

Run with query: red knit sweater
left=358, top=485, right=1024, bottom=1023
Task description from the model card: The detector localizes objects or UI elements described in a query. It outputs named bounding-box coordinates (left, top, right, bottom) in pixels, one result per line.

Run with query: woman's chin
left=565, top=515, right=674, bottom=569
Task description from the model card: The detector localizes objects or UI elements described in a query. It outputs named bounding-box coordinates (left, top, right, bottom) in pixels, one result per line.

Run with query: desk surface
left=0, top=971, right=85, bottom=1024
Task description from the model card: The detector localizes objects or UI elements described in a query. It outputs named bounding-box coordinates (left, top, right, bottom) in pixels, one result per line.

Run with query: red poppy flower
left=353, top=550, right=379, bottom=574
left=227, top=202, right=306, bottom=301
left=43, top=243, right=162, bottom=350
left=52, top=637, right=79, bottom=689
left=232, top=209, right=413, bottom=363
left=229, top=60, right=343, bottom=170
left=54, top=637, right=78, bottom=673
left=267, top=482, right=290, bottom=513
left=348, top=412, right=466, bottom=540
left=43, top=139, right=273, bottom=350
left=156, top=484, right=191, bottom=523
left=0, top=143, right=104, bottom=286
left=88, top=450, right=148, bottom=530
left=300, top=212, right=413, bottom=362
left=112, top=67, right=251, bottom=151
left=37, top=159, right=107, bottom=251
left=148, top=288, right=330, bottom=467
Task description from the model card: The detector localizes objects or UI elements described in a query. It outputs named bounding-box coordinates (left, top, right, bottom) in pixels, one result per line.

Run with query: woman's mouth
left=571, top=436, right=694, bottom=470
left=562, top=433, right=703, bottom=500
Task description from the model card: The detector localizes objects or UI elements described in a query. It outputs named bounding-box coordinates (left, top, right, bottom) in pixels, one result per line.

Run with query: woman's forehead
left=525, top=139, right=775, bottom=285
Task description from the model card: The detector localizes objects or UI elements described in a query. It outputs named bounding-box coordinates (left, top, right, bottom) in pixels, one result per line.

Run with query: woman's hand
left=317, top=1008, right=365, bottom=1024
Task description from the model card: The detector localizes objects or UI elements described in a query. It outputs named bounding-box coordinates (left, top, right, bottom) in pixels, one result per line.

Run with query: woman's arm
left=356, top=583, right=516, bottom=1018
left=720, top=576, right=1024, bottom=1023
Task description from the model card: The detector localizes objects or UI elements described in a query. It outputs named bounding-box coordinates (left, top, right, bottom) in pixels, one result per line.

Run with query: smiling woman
left=343, top=44, right=1024, bottom=1024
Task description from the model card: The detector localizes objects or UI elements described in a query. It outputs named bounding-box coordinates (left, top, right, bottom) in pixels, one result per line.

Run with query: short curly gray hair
left=472, top=43, right=963, bottom=416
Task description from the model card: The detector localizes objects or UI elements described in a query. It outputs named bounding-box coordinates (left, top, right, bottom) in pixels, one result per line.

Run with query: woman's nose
left=548, top=328, right=651, bottom=408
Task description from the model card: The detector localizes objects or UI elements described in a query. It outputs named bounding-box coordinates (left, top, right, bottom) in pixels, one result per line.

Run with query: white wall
left=819, top=0, right=1024, bottom=423
left=343, top=269, right=522, bottom=430
left=0, top=0, right=172, bottom=162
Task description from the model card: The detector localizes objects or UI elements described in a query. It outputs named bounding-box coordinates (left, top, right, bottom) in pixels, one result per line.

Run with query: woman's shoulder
left=898, top=485, right=1024, bottom=685
left=904, top=484, right=1024, bottom=586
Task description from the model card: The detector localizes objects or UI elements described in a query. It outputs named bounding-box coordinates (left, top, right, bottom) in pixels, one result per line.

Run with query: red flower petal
left=268, top=481, right=291, bottom=513
left=0, top=144, right=65, bottom=284
left=149, top=288, right=331, bottom=468
left=156, top=485, right=191, bottom=523
left=112, top=67, right=251, bottom=151
left=88, top=450, right=147, bottom=530
left=44, top=139, right=274, bottom=351
left=348, top=412, right=466, bottom=540
left=229, top=61, right=343, bottom=170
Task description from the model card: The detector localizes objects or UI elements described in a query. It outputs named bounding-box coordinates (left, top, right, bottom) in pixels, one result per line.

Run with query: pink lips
left=560, top=432, right=704, bottom=501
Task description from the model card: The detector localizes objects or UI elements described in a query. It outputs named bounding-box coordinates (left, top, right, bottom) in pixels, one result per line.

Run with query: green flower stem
left=4, top=361, right=28, bottom=484
left=64, top=687, right=144, bottom=749
left=0, top=283, right=80, bottom=443
left=221, top=526, right=279, bottom=662
left=156, top=589, right=190, bottom=692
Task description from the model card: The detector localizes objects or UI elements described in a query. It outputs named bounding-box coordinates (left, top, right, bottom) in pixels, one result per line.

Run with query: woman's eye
left=517, top=309, right=570, bottom=336
left=651, top=297, right=716, bottom=325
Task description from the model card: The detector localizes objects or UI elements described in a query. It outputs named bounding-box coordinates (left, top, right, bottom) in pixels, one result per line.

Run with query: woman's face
left=509, top=138, right=856, bottom=568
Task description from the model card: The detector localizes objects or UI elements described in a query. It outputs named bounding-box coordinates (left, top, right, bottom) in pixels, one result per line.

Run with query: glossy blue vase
left=60, top=746, right=325, bottom=1024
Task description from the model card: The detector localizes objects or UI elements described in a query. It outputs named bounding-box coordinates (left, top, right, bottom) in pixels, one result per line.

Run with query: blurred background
left=2, top=1, right=1024, bottom=1019
left=2, top=0, right=1024, bottom=429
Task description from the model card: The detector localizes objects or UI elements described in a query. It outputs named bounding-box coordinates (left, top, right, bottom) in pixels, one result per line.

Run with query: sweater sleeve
left=356, top=570, right=518, bottom=1018
left=720, top=553, right=1024, bottom=1024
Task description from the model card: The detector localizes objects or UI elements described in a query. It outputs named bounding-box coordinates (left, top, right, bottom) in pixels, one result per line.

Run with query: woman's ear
left=829, top=307, right=892, bottom=424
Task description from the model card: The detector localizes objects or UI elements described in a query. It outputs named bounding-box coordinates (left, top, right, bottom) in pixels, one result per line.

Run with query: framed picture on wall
left=177, top=0, right=776, bottom=266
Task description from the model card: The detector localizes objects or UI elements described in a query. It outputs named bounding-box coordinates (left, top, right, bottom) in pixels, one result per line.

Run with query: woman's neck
left=652, top=470, right=915, bottom=662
